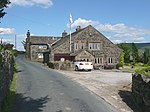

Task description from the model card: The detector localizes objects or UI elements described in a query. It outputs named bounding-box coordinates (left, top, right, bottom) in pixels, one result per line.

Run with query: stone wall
left=0, top=51, right=15, bottom=111
left=132, top=74, right=150, bottom=112
left=48, top=61, right=74, bottom=71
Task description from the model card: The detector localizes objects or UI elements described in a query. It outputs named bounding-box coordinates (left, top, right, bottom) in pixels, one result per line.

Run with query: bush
left=134, top=63, right=138, bottom=67
left=118, top=52, right=124, bottom=67
left=104, top=65, right=115, bottom=69
left=47, top=62, right=54, bottom=69
left=135, top=67, right=150, bottom=76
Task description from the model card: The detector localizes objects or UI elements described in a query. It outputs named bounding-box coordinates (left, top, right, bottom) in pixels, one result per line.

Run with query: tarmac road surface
left=12, top=55, right=118, bottom=112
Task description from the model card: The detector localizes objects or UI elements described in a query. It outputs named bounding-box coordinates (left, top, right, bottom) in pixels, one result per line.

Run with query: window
left=39, top=45, right=47, bottom=49
left=95, top=58, right=103, bottom=64
left=100, top=58, right=103, bottom=64
left=108, top=57, right=113, bottom=64
left=89, top=43, right=101, bottom=50
left=97, top=58, right=100, bottom=63
left=97, top=44, right=100, bottom=49
left=81, top=43, right=84, bottom=49
left=74, top=43, right=78, bottom=50
left=89, top=43, right=92, bottom=49
left=95, top=58, right=97, bottom=64
left=87, top=58, right=89, bottom=62
left=38, top=53, right=43, bottom=59
left=92, top=44, right=95, bottom=49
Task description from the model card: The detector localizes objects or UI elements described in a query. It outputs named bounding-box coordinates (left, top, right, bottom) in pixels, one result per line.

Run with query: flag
left=70, top=14, right=73, bottom=24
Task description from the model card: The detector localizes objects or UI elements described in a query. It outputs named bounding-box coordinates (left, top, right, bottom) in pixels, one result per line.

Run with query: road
left=12, top=55, right=118, bottom=112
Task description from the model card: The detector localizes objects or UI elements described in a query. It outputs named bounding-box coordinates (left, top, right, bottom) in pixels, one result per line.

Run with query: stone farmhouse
left=25, top=25, right=122, bottom=68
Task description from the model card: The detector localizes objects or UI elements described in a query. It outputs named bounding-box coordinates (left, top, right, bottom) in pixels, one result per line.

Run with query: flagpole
left=70, top=22, right=71, bottom=52
left=69, top=14, right=72, bottom=53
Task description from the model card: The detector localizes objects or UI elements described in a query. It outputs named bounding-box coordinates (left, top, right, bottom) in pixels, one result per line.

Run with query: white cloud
left=70, top=18, right=99, bottom=29
left=0, top=28, right=15, bottom=35
left=10, top=0, right=53, bottom=8
left=2, top=39, right=14, bottom=43
left=69, top=18, right=150, bottom=43
left=131, top=37, right=145, bottom=41
left=112, top=40, right=124, bottom=44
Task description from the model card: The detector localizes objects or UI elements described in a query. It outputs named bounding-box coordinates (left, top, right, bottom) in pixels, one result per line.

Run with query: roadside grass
left=2, top=65, right=17, bottom=112
left=120, top=65, right=147, bottom=73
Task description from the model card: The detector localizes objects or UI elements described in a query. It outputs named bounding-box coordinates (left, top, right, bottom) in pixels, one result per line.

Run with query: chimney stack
left=62, top=30, right=67, bottom=37
left=76, top=26, right=81, bottom=31
left=27, top=30, right=30, bottom=38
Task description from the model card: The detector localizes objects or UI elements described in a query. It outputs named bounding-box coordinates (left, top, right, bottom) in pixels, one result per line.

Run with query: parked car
left=74, top=61, right=93, bottom=71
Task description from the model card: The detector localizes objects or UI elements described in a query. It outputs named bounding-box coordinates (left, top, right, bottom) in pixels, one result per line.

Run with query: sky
left=0, top=0, right=150, bottom=51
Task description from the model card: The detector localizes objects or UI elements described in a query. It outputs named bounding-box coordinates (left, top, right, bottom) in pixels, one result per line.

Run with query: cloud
left=10, top=0, right=53, bottom=8
left=69, top=18, right=150, bottom=43
left=70, top=18, right=99, bottom=28
left=2, top=39, right=14, bottom=43
left=0, top=28, right=15, bottom=35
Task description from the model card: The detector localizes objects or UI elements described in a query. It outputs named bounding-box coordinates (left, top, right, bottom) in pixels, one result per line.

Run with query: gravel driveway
left=55, top=70, right=138, bottom=112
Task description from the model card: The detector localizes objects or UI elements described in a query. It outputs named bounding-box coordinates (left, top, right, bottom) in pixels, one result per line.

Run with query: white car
left=74, top=61, right=93, bottom=71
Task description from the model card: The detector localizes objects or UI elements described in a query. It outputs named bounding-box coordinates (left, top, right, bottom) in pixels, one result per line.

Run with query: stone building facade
left=25, top=30, right=60, bottom=62
left=25, top=25, right=122, bottom=68
left=51, top=25, right=122, bottom=68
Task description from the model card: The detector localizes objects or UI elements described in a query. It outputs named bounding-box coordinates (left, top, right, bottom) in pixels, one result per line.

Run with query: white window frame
left=89, top=43, right=101, bottom=50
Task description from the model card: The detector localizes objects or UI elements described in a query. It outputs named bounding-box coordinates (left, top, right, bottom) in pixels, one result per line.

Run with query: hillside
left=124, top=43, right=150, bottom=50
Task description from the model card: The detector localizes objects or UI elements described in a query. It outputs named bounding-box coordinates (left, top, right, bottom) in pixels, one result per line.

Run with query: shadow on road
left=118, top=90, right=142, bottom=112
left=12, top=93, right=51, bottom=112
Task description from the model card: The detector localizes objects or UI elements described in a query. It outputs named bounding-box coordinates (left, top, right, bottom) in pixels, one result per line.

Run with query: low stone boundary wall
left=132, top=74, right=150, bottom=112
left=0, top=51, right=14, bottom=111
left=47, top=61, right=74, bottom=71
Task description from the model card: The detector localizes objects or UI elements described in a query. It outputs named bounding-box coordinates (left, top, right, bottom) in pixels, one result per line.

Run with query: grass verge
left=2, top=69, right=17, bottom=112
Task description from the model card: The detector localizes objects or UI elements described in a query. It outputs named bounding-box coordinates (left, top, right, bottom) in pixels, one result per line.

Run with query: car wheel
left=75, top=66, right=79, bottom=71
left=88, top=69, right=92, bottom=71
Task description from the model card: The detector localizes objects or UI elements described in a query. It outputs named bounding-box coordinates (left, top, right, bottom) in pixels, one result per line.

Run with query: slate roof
left=52, top=25, right=121, bottom=55
left=30, top=36, right=61, bottom=45
left=51, top=26, right=86, bottom=50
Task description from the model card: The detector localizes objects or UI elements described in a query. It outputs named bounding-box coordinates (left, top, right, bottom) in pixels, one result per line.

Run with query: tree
left=0, top=0, right=10, bottom=20
left=131, top=42, right=139, bottom=63
left=143, top=48, right=150, bottom=64
left=117, top=43, right=131, bottom=63
left=119, top=52, right=124, bottom=67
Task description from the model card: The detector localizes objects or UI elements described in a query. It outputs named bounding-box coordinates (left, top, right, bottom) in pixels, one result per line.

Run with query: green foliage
left=143, top=48, right=150, bottom=64
left=135, top=66, right=150, bottom=76
left=118, top=52, right=124, bottom=67
left=117, top=43, right=131, bottom=63
left=2, top=73, right=16, bottom=112
left=131, top=42, right=139, bottom=63
left=2, top=61, right=17, bottom=112
left=47, top=62, right=54, bottom=69
left=0, top=0, right=10, bottom=19
left=134, top=63, right=138, bottom=66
